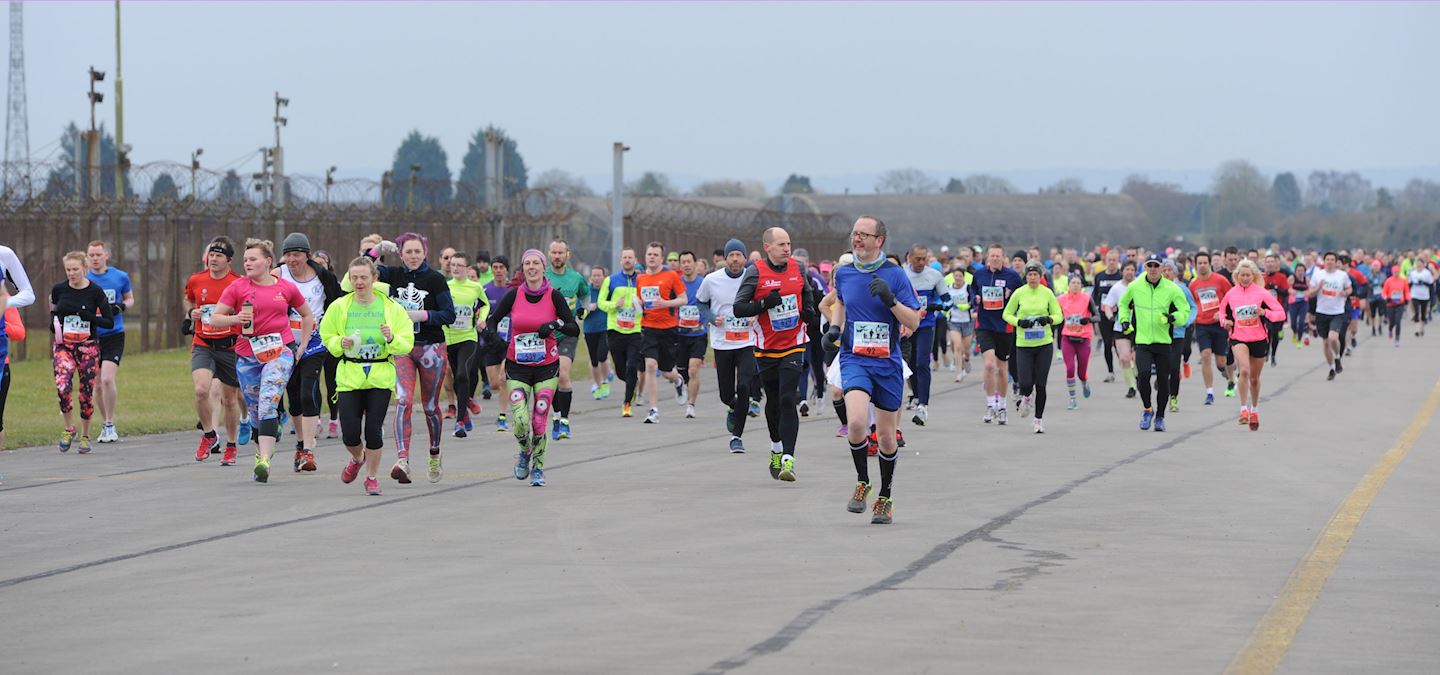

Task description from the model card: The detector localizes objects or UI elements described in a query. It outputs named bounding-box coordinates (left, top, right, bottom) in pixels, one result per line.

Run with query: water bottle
left=241, top=300, right=254, bottom=335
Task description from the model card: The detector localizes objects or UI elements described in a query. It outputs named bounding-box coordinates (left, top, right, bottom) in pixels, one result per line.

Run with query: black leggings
left=758, top=353, right=802, bottom=454
left=714, top=347, right=755, bottom=438
left=323, top=354, right=339, bottom=420
left=339, top=388, right=391, bottom=449
left=932, top=315, right=949, bottom=359
left=1388, top=304, right=1406, bottom=339
left=447, top=341, right=480, bottom=421
left=1015, top=344, right=1053, bottom=418
left=1134, top=343, right=1173, bottom=417
left=1414, top=299, right=1432, bottom=324
left=607, top=330, right=641, bottom=405
left=1167, top=339, right=1184, bottom=399
left=1098, top=320, right=1117, bottom=373
left=0, top=363, right=10, bottom=432
left=584, top=332, right=608, bottom=368
left=286, top=352, right=325, bottom=418
left=1267, top=320, right=1283, bottom=360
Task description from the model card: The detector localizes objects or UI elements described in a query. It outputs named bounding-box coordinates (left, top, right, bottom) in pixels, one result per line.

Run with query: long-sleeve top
left=50, top=281, right=115, bottom=342
left=1001, top=284, right=1063, bottom=348
left=1218, top=282, right=1287, bottom=343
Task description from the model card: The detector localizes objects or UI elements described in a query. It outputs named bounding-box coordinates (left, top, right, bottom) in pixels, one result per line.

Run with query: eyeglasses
left=850, top=231, right=880, bottom=240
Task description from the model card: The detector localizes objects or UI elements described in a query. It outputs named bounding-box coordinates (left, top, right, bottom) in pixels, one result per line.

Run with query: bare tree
left=691, top=179, right=768, bottom=200
left=1304, top=170, right=1375, bottom=214
left=875, top=168, right=939, bottom=194
left=1211, top=159, right=1275, bottom=232
left=963, top=173, right=1017, bottom=195
left=532, top=168, right=595, bottom=198
left=1045, top=177, right=1085, bottom=194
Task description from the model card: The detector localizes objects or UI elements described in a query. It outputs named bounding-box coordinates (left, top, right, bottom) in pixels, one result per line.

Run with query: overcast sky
left=13, top=2, right=1440, bottom=191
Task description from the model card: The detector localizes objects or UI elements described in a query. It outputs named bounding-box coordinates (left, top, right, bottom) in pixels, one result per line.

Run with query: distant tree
left=691, top=179, right=767, bottom=199
left=532, top=168, right=594, bottom=198
left=780, top=173, right=814, bottom=194
left=1271, top=172, right=1301, bottom=213
left=1304, top=170, right=1374, bottom=214
left=150, top=173, right=180, bottom=201
left=1375, top=187, right=1395, bottom=211
left=38, top=122, right=134, bottom=200
left=1211, top=159, right=1275, bottom=232
left=875, top=168, right=939, bottom=194
left=1397, top=179, right=1440, bottom=213
left=217, top=169, right=247, bottom=203
left=630, top=171, right=676, bottom=197
left=1046, top=177, right=1085, bottom=194
left=387, top=130, right=452, bottom=210
left=1122, top=174, right=1195, bottom=238
left=456, top=125, right=528, bottom=206
left=963, top=173, right=1016, bottom=195
left=944, top=178, right=966, bottom=194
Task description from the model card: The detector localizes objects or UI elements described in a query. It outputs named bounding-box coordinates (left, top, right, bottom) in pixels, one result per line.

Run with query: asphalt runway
left=2, top=334, right=1437, bottom=674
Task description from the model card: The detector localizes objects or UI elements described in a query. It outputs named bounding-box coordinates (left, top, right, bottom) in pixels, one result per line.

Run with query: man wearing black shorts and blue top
left=831, top=216, right=920, bottom=525
left=85, top=240, right=134, bottom=444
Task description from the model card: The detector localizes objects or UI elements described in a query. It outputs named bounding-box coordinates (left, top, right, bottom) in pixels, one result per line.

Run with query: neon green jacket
left=1001, top=283, right=1063, bottom=348
left=596, top=273, right=643, bottom=334
left=319, top=290, right=415, bottom=392
left=1116, top=276, right=1191, bottom=345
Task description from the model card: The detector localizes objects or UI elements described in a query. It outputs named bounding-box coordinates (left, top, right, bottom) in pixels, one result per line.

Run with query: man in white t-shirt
left=1306, top=251, right=1352, bottom=380
left=696, top=238, right=756, bottom=454
left=1408, top=262, right=1434, bottom=336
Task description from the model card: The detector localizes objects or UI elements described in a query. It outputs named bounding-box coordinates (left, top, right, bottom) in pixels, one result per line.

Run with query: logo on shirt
left=395, top=283, right=429, bottom=311
left=761, top=279, right=781, bottom=289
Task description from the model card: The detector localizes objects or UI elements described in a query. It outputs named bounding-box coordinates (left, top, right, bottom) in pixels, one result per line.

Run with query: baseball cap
left=1143, top=254, right=1163, bottom=267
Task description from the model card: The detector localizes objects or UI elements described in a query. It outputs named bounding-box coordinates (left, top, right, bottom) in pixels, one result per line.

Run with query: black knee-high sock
left=833, top=398, right=848, bottom=424
left=555, top=389, right=572, bottom=419
left=849, top=440, right=869, bottom=483
left=878, top=450, right=897, bottom=499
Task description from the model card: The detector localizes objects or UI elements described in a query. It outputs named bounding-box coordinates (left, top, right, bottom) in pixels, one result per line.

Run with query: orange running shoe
left=1249, top=411, right=1259, bottom=431
left=221, top=444, right=238, bottom=466
left=1238, top=409, right=1250, bottom=426
left=195, top=435, right=217, bottom=462
left=300, top=450, right=317, bottom=472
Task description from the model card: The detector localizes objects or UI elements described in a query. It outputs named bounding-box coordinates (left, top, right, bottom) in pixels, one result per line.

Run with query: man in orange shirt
left=184, top=237, right=244, bottom=465
left=636, top=241, right=688, bottom=424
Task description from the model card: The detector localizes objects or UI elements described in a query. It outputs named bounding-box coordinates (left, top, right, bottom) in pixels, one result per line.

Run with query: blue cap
left=724, top=239, right=746, bottom=258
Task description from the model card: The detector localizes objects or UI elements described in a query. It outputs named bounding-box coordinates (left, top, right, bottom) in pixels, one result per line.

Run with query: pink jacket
left=1218, top=282, right=1286, bottom=343
left=1056, top=291, right=1095, bottom=340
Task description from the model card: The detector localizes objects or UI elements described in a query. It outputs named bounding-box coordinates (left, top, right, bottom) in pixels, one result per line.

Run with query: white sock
left=771, top=441, right=783, bottom=453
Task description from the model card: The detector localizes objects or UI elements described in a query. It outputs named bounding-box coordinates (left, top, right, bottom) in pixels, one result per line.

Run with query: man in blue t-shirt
left=86, top=240, right=134, bottom=444
left=829, top=216, right=920, bottom=525
left=968, top=243, right=1024, bottom=425
left=675, top=251, right=708, bottom=415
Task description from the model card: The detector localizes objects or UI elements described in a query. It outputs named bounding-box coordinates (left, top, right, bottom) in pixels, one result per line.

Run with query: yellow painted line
left=1227, top=376, right=1440, bottom=675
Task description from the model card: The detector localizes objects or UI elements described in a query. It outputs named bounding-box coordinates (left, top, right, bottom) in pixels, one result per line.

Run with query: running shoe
left=866, top=431, right=878, bottom=456
left=59, top=427, right=76, bottom=452
left=983, top=406, right=995, bottom=424
left=1303, top=336, right=1310, bottom=346
left=1019, top=397, right=1032, bottom=418
left=1351, top=336, right=1358, bottom=349
left=514, top=451, right=531, bottom=480
left=748, top=400, right=761, bottom=418
left=871, top=497, right=893, bottom=525
left=799, top=399, right=810, bottom=417
left=497, top=414, right=510, bottom=431
left=237, top=421, right=252, bottom=446
left=996, top=408, right=1008, bottom=426
left=729, top=437, right=746, bottom=453
left=1169, top=397, right=1179, bottom=413
left=769, top=453, right=783, bottom=480
left=674, top=380, right=686, bottom=406
left=1224, top=381, right=1237, bottom=397
left=326, top=420, right=339, bottom=439
left=530, top=467, right=546, bottom=486
left=1140, top=409, right=1154, bottom=431
left=454, top=423, right=468, bottom=439
left=1067, top=397, right=1078, bottom=410
left=685, top=405, right=696, bottom=419
left=621, top=404, right=632, bottom=418
left=778, top=456, right=796, bottom=482
left=954, top=371, right=965, bottom=383
left=1082, top=381, right=1091, bottom=398
left=644, top=407, right=659, bottom=424
left=99, top=423, right=118, bottom=443
left=221, top=444, right=237, bottom=466
left=341, top=458, right=363, bottom=484
left=1033, top=419, right=1044, bottom=434
left=254, top=456, right=270, bottom=483
left=482, top=384, right=492, bottom=400
left=1183, top=362, right=1191, bottom=379
left=390, top=459, right=412, bottom=484
left=445, top=404, right=456, bottom=420
left=1104, top=373, right=1115, bottom=383
left=293, top=448, right=306, bottom=473
left=1153, top=417, right=1166, bottom=432
left=599, top=382, right=611, bottom=399
left=1238, top=408, right=1250, bottom=426
left=551, top=419, right=563, bottom=441
left=897, top=429, right=906, bottom=448
left=1334, top=359, right=1344, bottom=375
left=1126, top=387, right=1137, bottom=399
left=1204, top=392, right=1214, bottom=405
left=1249, top=411, right=1260, bottom=431
left=468, top=400, right=483, bottom=417
left=836, top=423, right=848, bottom=437
left=558, top=418, right=571, bottom=438
left=591, top=384, right=602, bottom=400
left=428, top=454, right=442, bottom=483
left=78, top=435, right=92, bottom=454
left=912, top=404, right=928, bottom=426
left=301, top=450, right=317, bottom=472
left=848, top=482, right=873, bottom=513
left=364, top=476, right=381, bottom=496
left=196, top=435, right=218, bottom=461
left=464, top=417, right=474, bottom=432
left=1327, top=368, right=1336, bottom=381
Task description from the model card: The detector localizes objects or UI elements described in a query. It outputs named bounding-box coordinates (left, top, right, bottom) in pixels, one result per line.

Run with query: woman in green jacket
left=319, top=257, right=415, bottom=495
left=1003, top=262, right=1063, bottom=434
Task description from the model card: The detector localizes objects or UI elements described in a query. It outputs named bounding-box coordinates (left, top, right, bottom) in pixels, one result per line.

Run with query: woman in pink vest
left=1056, top=275, right=1097, bottom=410
left=1218, top=260, right=1287, bottom=431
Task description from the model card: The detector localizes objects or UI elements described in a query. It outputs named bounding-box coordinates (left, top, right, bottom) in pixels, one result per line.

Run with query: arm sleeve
left=319, top=300, right=345, bottom=356
left=1047, top=293, right=1064, bottom=325
left=596, top=277, right=620, bottom=313
left=1001, top=292, right=1020, bottom=326
left=92, top=286, right=115, bottom=329
left=426, top=288, right=457, bottom=329
left=930, top=275, right=950, bottom=310
left=484, top=289, right=518, bottom=332
left=0, top=246, right=35, bottom=308
left=1116, top=286, right=1133, bottom=324
left=551, top=290, right=580, bottom=338
left=730, top=266, right=765, bottom=318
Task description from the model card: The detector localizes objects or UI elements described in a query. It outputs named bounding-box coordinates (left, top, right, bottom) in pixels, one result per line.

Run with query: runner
left=635, top=241, right=687, bottom=424
left=1102, top=260, right=1137, bottom=398
left=1289, top=260, right=1311, bottom=347
left=545, top=238, right=590, bottom=439
left=1003, top=261, right=1062, bottom=433
left=1117, top=254, right=1190, bottom=432
left=903, top=244, right=949, bottom=426
left=0, top=282, right=20, bottom=452
left=80, top=240, right=133, bottom=444
left=1262, top=253, right=1292, bottom=366
left=697, top=238, right=757, bottom=452
left=0, top=243, right=36, bottom=308
left=184, top=237, right=243, bottom=464
left=1055, top=273, right=1097, bottom=410
left=1162, top=260, right=1197, bottom=413
left=582, top=265, right=612, bottom=400
left=51, top=251, right=115, bottom=453
left=1382, top=265, right=1409, bottom=346
left=596, top=247, right=643, bottom=417
left=1409, top=259, right=1434, bottom=337
left=1218, top=260, right=1288, bottom=430
left=675, top=251, right=708, bottom=419
left=1306, top=251, right=1353, bottom=380
left=371, top=233, right=456, bottom=483
left=313, top=250, right=342, bottom=439
left=944, top=260, right=974, bottom=382
left=1188, top=252, right=1234, bottom=404
left=833, top=216, right=920, bottom=524
left=320, top=257, right=415, bottom=495
left=732, top=227, right=819, bottom=481
left=1090, top=250, right=1123, bottom=382
left=277, top=233, right=343, bottom=474
left=970, top=243, right=1023, bottom=424
left=443, top=251, right=488, bottom=438
left=210, top=239, right=314, bottom=482
left=483, top=249, right=580, bottom=486
left=482, top=256, right=512, bottom=429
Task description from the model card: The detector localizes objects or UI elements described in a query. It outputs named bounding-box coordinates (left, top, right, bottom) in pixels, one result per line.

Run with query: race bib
left=497, top=317, right=511, bottom=342
left=1198, top=287, right=1219, bottom=312
left=249, top=332, right=286, bottom=363
left=288, top=308, right=305, bottom=342
left=514, top=332, right=546, bottom=364
left=639, top=286, right=660, bottom=310
left=852, top=321, right=891, bottom=358
left=1235, top=305, right=1260, bottom=329
left=199, top=304, right=217, bottom=329
left=451, top=304, right=474, bottom=330
left=1391, top=290, right=1404, bottom=302
left=1022, top=319, right=1047, bottom=342
left=767, top=294, right=799, bottom=331
left=62, top=315, right=91, bottom=343
left=103, top=288, right=117, bottom=304
left=1063, top=313, right=1084, bottom=336
left=615, top=305, right=638, bottom=330
left=981, top=286, right=1004, bottom=311
left=678, top=305, right=701, bottom=329
left=723, top=316, right=753, bottom=343
left=1321, top=281, right=1341, bottom=298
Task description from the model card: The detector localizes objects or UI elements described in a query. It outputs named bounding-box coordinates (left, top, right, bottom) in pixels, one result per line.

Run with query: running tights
left=1014, top=343, right=1052, bottom=418
left=1098, top=321, right=1117, bottom=374
left=1167, top=339, right=1184, bottom=400
left=904, top=326, right=935, bottom=405
left=339, top=388, right=391, bottom=449
left=1134, top=343, right=1173, bottom=417
left=714, top=347, right=755, bottom=438
left=507, top=363, right=558, bottom=470
left=53, top=340, right=100, bottom=419
left=286, top=352, right=325, bottom=418
left=759, top=356, right=802, bottom=454
left=1388, top=304, right=1406, bottom=340
left=237, top=348, right=297, bottom=439
left=1060, top=337, right=1091, bottom=382
left=447, top=341, right=480, bottom=424
left=394, top=342, right=447, bottom=459
left=607, top=330, right=641, bottom=405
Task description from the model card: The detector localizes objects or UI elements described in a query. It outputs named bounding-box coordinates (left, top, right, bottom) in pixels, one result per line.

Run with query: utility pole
left=324, top=165, right=335, bottom=205
left=113, top=0, right=125, bottom=200
left=610, top=142, right=628, bottom=273
left=86, top=66, right=104, bottom=200
left=272, top=91, right=287, bottom=206
left=190, top=147, right=202, bottom=198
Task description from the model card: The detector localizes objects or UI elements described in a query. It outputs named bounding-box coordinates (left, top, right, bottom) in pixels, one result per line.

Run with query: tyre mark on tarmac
left=695, top=360, right=1328, bottom=675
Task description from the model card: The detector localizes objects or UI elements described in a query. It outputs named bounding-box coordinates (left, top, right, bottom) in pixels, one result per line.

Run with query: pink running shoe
left=341, top=458, right=363, bottom=484
left=364, top=476, right=381, bottom=496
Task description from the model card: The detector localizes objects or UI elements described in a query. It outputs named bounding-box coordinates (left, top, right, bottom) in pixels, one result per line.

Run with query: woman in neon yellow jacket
left=1002, top=261, right=1063, bottom=433
left=319, top=257, right=415, bottom=496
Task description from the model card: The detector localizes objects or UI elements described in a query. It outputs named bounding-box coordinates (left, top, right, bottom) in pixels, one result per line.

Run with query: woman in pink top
left=212, top=238, right=314, bottom=483
left=1218, top=260, right=1286, bottom=431
left=1055, top=275, right=1097, bottom=409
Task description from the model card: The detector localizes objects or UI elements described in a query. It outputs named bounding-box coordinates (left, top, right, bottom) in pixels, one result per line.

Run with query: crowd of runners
left=2, top=228, right=1438, bottom=523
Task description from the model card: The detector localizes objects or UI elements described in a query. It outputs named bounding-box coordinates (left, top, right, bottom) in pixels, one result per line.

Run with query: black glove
left=1120, top=322, right=1133, bottom=334
left=1162, top=312, right=1175, bottom=325
left=536, top=320, right=562, bottom=339
left=480, top=326, right=497, bottom=344
left=868, top=276, right=897, bottom=307
left=111, top=303, right=125, bottom=315
left=181, top=318, right=194, bottom=336
left=575, top=306, right=587, bottom=321
left=1034, top=316, right=1051, bottom=327
left=1078, top=316, right=1091, bottom=325
left=824, top=324, right=842, bottom=347
left=761, top=290, right=783, bottom=310
left=927, top=303, right=946, bottom=314
left=1017, top=318, right=1035, bottom=329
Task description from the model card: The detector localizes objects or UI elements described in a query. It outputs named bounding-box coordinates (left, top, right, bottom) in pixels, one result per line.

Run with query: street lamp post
left=272, top=92, right=288, bottom=206
left=325, top=166, right=336, bottom=205
left=86, top=67, right=105, bottom=201
left=611, top=142, right=629, bottom=273
left=190, top=147, right=202, bottom=199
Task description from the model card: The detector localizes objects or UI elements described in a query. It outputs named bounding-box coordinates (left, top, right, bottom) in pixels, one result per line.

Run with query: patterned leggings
left=394, top=342, right=447, bottom=459
left=237, top=349, right=297, bottom=439
left=54, top=340, right=100, bottom=419
left=506, top=362, right=558, bottom=470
